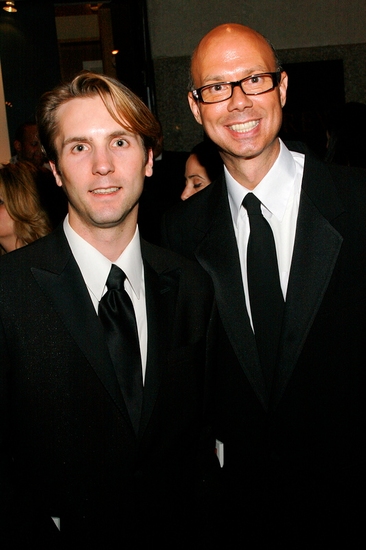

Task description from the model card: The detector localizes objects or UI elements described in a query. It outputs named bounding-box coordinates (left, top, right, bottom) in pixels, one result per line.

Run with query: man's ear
left=279, top=71, right=288, bottom=109
left=145, top=149, right=154, bottom=178
left=188, top=92, right=203, bottom=125
left=13, top=140, right=22, bottom=154
left=49, top=161, right=63, bottom=188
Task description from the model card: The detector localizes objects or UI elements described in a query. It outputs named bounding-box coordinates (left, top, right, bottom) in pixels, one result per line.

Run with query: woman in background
left=0, top=161, right=51, bottom=255
left=181, top=138, right=223, bottom=200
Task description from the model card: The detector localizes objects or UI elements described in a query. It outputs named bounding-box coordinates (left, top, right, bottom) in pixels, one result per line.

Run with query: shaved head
left=190, top=24, right=280, bottom=90
left=187, top=23, right=288, bottom=188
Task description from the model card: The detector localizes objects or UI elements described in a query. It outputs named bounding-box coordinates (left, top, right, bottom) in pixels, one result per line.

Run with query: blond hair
left=0, top=162, right=51, bottom=254
left=37, top=71, right=162, bottom=169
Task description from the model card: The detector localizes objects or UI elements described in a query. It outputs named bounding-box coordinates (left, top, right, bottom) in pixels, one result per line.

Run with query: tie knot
left=106, top=264, right=126, bottom=291
left=243, top=193, right=262, bottom=216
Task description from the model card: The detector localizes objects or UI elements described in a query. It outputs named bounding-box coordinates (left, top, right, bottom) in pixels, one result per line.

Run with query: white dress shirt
left=63, top=218, right=148, bottom=381
left=226, top=139, right=305, bottom=325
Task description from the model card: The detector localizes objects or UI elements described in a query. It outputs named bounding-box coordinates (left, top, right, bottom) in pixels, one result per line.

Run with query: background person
left=0, top=161, right=51, bottom=254
left=11, top=120, right=68, bottom=228
left=11, top=120, right=47, bottom=168
left=181, top=138, right=223, bottom=200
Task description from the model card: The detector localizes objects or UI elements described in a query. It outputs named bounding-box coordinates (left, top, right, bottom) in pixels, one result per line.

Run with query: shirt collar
left=226, top=139, right=298, bottom=223
left=113, top=227, right=143, bottom=299
left=63, top=217, right=143, bottom=302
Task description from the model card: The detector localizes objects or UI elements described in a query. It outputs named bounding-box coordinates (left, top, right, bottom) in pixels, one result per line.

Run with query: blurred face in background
left=181, top=153, right=212, bottom=200
left=14, top=124, right=46, bottom=168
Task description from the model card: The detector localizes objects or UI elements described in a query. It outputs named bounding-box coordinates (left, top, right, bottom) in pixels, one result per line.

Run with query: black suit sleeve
left=0, top=319, right=62, bottom=548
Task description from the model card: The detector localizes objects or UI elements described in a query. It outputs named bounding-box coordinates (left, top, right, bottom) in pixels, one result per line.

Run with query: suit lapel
left=30, top=230, right=131, bottom=422
left=31, top=233, right=187, bottom=437
left=138, top=241, right=181, bottom=437
left=194, top=178, right=268, bottom=408
left=194, top=160, right=345, bottom=410
left=271, top=156, right=344, bottom=409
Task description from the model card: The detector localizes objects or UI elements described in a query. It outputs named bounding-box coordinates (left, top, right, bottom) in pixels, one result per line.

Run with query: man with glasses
left=162, top=23, right=366, bottom=545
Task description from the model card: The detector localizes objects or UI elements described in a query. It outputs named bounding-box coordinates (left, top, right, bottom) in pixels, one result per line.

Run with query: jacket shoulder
left=0, top=226, right=69, bottom=277
left=160, top=176, right=226, bottom=258
left=164, top=175, right=223, bottom=225
left=141, top=239, right=210, bottom=282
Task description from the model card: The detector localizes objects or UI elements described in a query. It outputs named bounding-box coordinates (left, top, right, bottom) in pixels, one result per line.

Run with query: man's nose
left=227, top=84, right=254, bottom=110
left=92, top=148, right=115, bottom=175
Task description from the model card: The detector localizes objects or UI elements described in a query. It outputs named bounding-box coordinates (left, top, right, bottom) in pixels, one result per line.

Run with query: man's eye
left=73, top=144, right=86, bottom=152
left=210, top=83, right=228, bottom=93
left=249, top=75, right=263, bottom=84
left=115, top=139, right=126, bottom=147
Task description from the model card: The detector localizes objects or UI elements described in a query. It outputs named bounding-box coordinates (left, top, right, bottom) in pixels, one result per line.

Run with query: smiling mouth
left=91, top=187, right=120, bottom=195
left=228, top=120, right=259, bottom=133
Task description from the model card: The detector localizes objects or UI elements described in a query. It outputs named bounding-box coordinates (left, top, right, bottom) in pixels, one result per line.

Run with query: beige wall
left=0, top=61, right=10, bottom=165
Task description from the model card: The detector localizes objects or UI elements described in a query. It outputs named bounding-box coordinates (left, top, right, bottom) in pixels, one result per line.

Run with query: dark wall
left=110, top=0, right=156, bottom=113
left=0, top=2, right=61, bottom=149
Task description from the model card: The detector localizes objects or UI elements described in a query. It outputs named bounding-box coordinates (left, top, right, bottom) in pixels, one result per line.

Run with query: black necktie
left=98, top=264, right=143, bottom=433
left=243, top=193, right=284, bottom=390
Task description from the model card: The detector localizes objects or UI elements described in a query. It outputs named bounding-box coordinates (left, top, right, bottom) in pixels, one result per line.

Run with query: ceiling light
left=89, top=3, right=102, bottom=11
left=3, top=2, right=17, bottom=12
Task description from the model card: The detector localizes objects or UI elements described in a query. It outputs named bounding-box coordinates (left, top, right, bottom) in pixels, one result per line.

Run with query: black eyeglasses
left=192, top=71, right=282, bottom=104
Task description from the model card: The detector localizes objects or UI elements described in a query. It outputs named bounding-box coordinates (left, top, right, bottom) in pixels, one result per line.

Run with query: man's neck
left=221, top=139, right=281, bottom=190
left=68, top=216, right=137, bottom=262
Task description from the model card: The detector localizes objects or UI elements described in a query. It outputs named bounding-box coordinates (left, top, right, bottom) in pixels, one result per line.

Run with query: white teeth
left=92, top=187, right=119, bottom=194
left=229, top=120, right=259, bottom=132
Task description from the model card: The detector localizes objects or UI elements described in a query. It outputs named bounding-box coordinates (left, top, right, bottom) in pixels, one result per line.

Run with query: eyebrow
left=201, top=67, right=270, bottom=85
left=186, top=174, right=206, bottom=180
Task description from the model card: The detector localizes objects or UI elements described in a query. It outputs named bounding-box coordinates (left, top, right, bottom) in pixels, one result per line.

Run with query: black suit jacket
left=161, top=151, right=366, bottom=544
left=0, top=225, right=216, bottom=548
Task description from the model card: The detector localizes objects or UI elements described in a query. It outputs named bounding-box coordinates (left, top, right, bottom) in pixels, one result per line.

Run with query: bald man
left=162, top=24, right=366, bottom=545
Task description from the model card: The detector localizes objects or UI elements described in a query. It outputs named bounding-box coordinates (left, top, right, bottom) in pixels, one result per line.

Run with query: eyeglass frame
left=191, top=71, right=283, bottom=104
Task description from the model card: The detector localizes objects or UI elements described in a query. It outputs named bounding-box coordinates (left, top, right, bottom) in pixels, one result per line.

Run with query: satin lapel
left=31, top=244, right=130, bottom=421
left=194, top=179, right=268, bottom=409
left=271, top=167, right=344, bottom=409
left=138, top=253, right=179, bottom=438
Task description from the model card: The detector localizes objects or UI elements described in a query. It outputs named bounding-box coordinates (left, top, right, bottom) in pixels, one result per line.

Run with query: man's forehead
left=57, top=96, right=130, bottom=132
left=58, top=94, right=102, bottom=115
left=192, top=25, right=274, bottom=78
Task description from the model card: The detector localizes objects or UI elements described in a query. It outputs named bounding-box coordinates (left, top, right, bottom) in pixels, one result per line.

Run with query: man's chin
left=89, top=217, right=127, bottom=229
left=88, top=210, right=134, bottom=229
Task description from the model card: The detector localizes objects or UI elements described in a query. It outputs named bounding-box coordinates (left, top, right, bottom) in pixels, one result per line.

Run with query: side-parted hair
left=37, top=71, right=162, bottom=169
left=0, top=161, right=51, bottom=255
